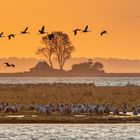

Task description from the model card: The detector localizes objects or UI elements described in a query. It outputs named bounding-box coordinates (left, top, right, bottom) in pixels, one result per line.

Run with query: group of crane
left=0, top=25, right=55, bottom=40
left=0, top=25, right=108, bottom=40
left=73, top=25, right=108, bottom=36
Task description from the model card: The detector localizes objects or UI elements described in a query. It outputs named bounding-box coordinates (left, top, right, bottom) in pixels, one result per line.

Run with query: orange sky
left=0, top=0, right=140, bottom=59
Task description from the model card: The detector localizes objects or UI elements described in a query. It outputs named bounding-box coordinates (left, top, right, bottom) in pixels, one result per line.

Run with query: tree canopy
left=37, top=31, right=75, bottom=70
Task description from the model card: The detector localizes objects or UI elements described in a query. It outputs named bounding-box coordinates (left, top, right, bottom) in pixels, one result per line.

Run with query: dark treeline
left=71, top=59, right=105, bottom=74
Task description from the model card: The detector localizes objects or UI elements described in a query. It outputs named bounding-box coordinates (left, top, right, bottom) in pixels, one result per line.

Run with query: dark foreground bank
left=0, top=115, right=140, bottom=124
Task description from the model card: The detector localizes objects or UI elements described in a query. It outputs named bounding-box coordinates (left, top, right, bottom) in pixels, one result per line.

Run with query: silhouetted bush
left=71, top=60, right=105, bottom=73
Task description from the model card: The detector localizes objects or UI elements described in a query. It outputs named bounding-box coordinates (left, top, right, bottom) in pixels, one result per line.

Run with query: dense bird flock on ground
left=0, top=101, right=139, bottom=116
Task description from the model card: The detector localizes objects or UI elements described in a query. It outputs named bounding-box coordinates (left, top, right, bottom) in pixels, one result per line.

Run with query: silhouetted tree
left=53, top=31, right=75, bottom=70
left=92, top=62, right=104, bottom=71
left=37, top=31, right=75, bottom=70
left=72, top=61, right=105, bottom=73
left=88, top=59, right=93, bottom=66
left=36, top=36, right=55, bottom=68
left=72, top=62, right=91, bottom=71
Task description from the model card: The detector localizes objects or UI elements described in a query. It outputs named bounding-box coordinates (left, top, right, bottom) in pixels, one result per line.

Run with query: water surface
left=0, top=77, right=140, bottom=86
left=0, top=124, right=140, bottom=140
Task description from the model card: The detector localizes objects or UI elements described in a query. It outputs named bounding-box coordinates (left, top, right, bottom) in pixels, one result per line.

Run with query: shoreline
left=0, top=115, right=140, bottom=124
left=0, top=73, right=140, bottom=77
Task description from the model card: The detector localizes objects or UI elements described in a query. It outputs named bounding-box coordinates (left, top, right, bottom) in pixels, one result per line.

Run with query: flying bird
left=11, top=64, right=15, bottom=67
left=8, top=34, right=16, bottom=40
left=73, top=29, right=81, bottom=36
left=82, top=25, right=91, bottom=33
left=48, top=34, right=55, bottom=40
left=4, top=63, right=15, bottom=68
left=21, top=27, right=29, bottom=34
left=0, top=32, right=4, bottom=38
left=101, top=30, right=108, bottom=36
left=39, top=25, right=47, bottom=34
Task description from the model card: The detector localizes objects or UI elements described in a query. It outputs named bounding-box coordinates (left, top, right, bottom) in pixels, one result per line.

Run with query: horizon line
left=0, top=56, right=140, bottom=61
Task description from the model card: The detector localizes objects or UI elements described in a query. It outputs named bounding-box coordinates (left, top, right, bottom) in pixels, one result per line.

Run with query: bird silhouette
left=21, top=27, right=29, bottom=34
left=8, top=34, right=16, bottom=40
left=11, top=64, right=15, bottom=67
left=4, top=62, right=15, bottom=67
left=48, top=34, right=55, bottom=40
left=0, top=32, right=4, bottom=38
left=73, top=29, right=81, bottom=36
left=101, top=30, right=108, bottom=36
left=39, top=26, right=47, bottom=34
left=82, top=25, right=91, bottom=33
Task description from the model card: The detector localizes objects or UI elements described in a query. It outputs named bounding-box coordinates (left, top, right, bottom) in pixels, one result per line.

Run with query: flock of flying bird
left=1, top=25, right=108, bottom=68
left=73, top=25, right=108, bottom=36
left=0, top=25, right=55, bottom=40
left=0, top=25, right=108, bottom=40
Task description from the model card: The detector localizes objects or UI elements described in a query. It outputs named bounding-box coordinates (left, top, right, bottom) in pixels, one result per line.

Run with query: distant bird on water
left=48, top=34, right=55, bottom=40
left=4, top=62, right=15, bottom=68
left=73, top=29, right=81, bottom=36
left=7, top=34, right=16, bottom=40
left=39, top=25, right=47, bottom=34
left=82, top=25, right=91, bottom=33
left=0, top=32, right=4, bottom=38
left=101, top=30, right=108, bottom=36
left=21, top=27, right=29, bottom=34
